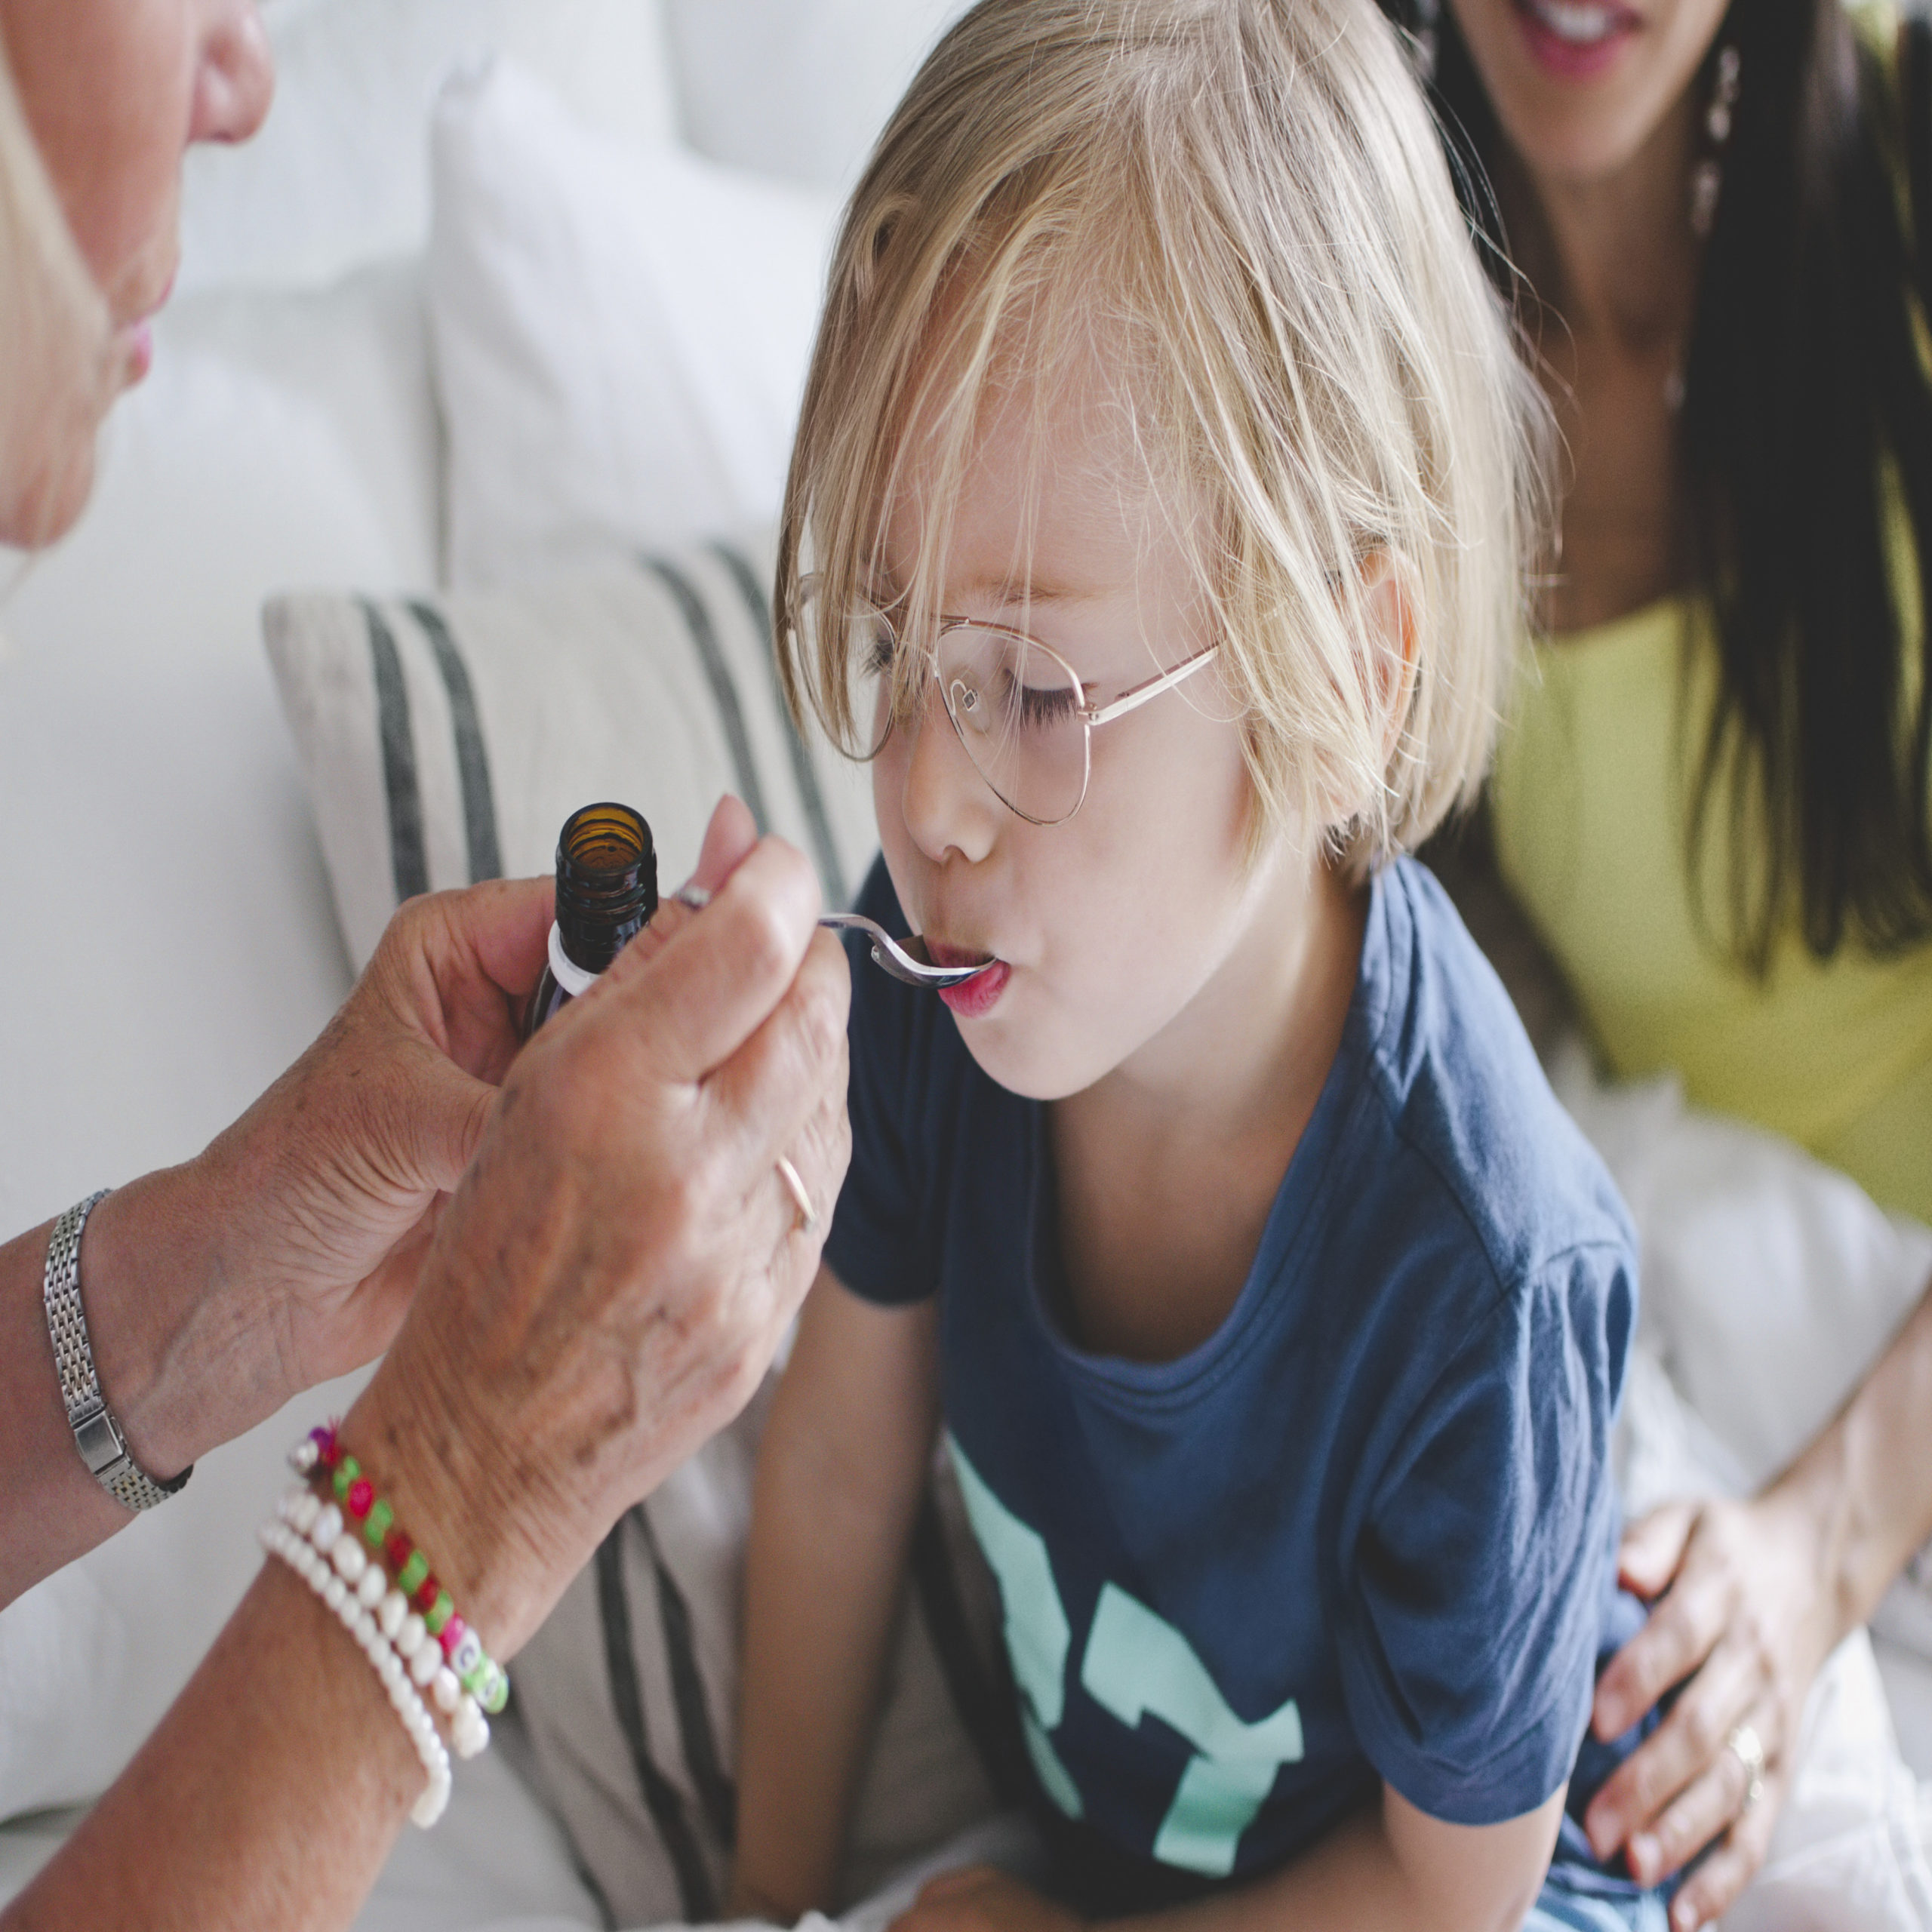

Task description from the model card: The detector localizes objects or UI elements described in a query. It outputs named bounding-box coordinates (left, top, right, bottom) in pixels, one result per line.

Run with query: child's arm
left=897, top=1783, right=1567, bottom=1932
left=728, top=1264, right=941, bottom=1922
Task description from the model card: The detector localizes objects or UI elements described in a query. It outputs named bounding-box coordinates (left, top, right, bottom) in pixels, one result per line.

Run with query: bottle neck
left=552, top=802, right=658, bottom=974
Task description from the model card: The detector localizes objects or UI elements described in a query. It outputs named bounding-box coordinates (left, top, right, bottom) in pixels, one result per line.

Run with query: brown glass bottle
left=523, top=801, right=658, bottom=1040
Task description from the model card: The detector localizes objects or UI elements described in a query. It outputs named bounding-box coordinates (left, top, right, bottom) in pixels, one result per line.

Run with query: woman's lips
left=927, top=941, right=1010, bottom=1019
left=1512, top=0, right=1640, bottom=78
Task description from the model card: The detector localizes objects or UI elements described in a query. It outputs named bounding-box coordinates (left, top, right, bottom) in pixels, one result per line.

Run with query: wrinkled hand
left=346, top=798, right=851, bottom=1652
left=1586, top=1490, right=1838, bottom=1930
left=191, top=867, right=553, bottom=1408
left=888, top=1868, right=1084, bottom=1932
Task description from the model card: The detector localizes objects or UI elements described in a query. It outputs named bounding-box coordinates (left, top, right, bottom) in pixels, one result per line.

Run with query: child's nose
left=898, top=686, right=1001, bottom=866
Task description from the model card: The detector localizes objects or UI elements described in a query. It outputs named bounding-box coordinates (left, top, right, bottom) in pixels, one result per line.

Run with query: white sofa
left=0, top=5, right=1926, bottom=1927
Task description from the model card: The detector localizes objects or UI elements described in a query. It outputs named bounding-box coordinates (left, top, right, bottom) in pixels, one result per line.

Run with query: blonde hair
left=777, top=0, right=1552, bottom=869
left=0, top=36, right=113, bottom=549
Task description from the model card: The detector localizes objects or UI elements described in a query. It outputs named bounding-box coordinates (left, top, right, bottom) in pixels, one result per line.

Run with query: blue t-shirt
left=825, top=855, right=1647, bottom=1906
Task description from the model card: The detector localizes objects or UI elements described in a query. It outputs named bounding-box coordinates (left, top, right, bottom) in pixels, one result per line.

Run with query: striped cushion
left=263, top=533, right=878, bottom=971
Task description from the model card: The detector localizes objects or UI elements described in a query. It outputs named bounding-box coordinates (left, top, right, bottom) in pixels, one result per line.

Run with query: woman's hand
left=82, top=868, right=556, bottom=1478
left=341, top=800, right=851, bottom=1653
left=1584, top=1489, right=1840, bottom=1930
left=888, top=1868, right=1084, bottom=1932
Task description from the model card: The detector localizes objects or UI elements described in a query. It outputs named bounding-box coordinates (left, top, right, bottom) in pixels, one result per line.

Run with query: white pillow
left=509, top=1382, right=1008, bottom=1923
left=662, top=0, right=972, bottom=193
left=427, top=57, right=841, bottom=589
left=179, top=0, right=679, bottom=294
left=263, top=535, right=878, bottom=971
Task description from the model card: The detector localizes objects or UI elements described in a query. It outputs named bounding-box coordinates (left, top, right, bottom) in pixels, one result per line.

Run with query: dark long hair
left=1382, top=0, right=1932, bottom=970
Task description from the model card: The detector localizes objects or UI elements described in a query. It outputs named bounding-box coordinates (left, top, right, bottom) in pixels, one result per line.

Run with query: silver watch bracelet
left=42, top=1190, right=192, bottom=1512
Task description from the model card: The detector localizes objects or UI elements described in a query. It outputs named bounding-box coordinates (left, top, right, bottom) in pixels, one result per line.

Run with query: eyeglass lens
left=934, top=626, right=1089, bottom=824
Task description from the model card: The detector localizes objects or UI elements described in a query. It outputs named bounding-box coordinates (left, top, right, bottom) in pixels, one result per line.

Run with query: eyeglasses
left=801, top=577, right=1220, bottom=826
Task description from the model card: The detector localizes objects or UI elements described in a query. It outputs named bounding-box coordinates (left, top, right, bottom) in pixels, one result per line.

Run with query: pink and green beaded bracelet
left=290, top=1424, right=509, bottom=1721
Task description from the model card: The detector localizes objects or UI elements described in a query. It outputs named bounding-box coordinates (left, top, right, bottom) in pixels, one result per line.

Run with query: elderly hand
left=1584, top=1487, right=1840, bottom=1931
left=888, top=1868, right=1084, bottom=1932
left=75, top=863, right=556, bottom=1484
left=339, top=798, right=851, bottom=1653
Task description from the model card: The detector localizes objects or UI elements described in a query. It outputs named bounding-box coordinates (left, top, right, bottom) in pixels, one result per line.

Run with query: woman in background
left=1381, top=1, right=1932, bottom=1925
left=0, top=5, right=849, bottom=1927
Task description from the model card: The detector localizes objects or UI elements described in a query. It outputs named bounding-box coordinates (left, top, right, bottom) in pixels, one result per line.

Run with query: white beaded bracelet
left=259, top=1518, right=453, bottom=1828
left=273, top=1483, right=493, bottom=1762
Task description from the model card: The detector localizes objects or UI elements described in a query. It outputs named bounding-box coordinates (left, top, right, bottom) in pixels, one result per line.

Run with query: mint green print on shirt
left=946, top=1434, right=1083, bottom=1819
left=1082, top=1583, right=1305, bottom=1877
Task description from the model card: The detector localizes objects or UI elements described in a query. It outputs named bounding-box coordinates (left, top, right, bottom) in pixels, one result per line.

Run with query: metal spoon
left=670, top=884, right=995, bottom=989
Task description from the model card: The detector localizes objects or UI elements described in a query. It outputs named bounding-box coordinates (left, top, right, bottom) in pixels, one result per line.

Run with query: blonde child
left=733, top=1, right=1662, bottom=1926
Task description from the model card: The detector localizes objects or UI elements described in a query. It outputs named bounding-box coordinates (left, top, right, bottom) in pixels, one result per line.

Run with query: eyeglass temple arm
left=1081, top=645, right=1220, bottom=727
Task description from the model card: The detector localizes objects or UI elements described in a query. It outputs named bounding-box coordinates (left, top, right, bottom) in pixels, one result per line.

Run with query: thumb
left=1618, top=1500, right=1698, bottom=1601
left=389, top=1039, right=501, bottom=1194
left=688, top=794, right=760, bottom=894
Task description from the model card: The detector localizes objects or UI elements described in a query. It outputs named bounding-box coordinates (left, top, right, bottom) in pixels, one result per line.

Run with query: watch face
left=74, top=1405, right=125, bottom=1476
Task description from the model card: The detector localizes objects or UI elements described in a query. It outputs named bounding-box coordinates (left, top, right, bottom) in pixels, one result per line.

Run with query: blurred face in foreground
left=2, top=0, right=273, bottom=384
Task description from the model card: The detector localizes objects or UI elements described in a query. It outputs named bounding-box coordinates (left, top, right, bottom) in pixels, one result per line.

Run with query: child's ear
left=1357, top=549, right=1419, bottom=768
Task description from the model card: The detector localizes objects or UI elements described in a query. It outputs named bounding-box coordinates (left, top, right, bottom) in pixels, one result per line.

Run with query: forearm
left=731, top=1404, right=933, bottom=1918
left=2, top=1558, right=420, bottom=1932
left=1775, top=1268, right=1932, bottom=1640
left=1120, top=1800, right=1537, bottom=1932
left=0, top=1158, right=290, bottom=1607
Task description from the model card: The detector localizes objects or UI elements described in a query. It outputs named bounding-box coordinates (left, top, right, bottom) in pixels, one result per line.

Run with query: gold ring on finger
left=1726, top=1721, right=1767, bottom=1812
left=775, top=1154, right=817, bottom=1236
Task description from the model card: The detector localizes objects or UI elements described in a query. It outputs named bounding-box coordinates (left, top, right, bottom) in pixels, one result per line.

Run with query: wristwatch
left=42, top=1191, right=192, bottom=1512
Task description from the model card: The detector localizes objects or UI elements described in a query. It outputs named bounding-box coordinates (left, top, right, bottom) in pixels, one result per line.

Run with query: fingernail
left=1672, top=1898, right=1700, bottom=1932
left=1629, top=1832, right=1658, bottom=1881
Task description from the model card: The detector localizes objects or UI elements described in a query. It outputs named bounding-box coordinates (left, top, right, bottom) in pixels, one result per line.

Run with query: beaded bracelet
left=290, top=1426, right=507, bottom=1725
left=260, top=1517, right=453, bottom=1829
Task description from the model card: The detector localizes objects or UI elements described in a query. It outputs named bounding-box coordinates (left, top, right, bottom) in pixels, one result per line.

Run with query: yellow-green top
left=1491, top=590, right=1932, bottom=1223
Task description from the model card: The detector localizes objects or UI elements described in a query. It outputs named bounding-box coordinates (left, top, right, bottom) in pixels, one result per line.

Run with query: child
left=734, top=1, right=1660, bottom=1926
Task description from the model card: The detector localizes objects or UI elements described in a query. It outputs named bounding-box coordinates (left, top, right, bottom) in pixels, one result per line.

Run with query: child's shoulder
left=1355, top=858, right=1635, bottom=1298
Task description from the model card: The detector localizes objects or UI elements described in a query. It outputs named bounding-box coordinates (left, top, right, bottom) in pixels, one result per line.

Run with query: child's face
left=870, top=342, right=1331, bottom=1103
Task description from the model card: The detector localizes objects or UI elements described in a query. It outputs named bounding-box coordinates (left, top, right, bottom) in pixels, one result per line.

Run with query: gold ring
left=1727, top=1721, right=1767, bottom=1812
left=775, top=1155, right=817, bottom=1236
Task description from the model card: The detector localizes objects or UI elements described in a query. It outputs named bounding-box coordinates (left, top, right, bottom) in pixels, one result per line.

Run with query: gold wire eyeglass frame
left=816, top=580, right=1222, bottom=827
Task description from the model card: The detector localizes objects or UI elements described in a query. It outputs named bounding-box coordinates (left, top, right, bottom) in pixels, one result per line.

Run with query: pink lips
left=928, top=941, right=1010, bottom=1019
left=1512, top=0, right=1639, bottom=80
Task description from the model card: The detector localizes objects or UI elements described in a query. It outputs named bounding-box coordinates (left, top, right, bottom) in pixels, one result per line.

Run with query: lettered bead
left=432, top=1667, right=461, bottom=1712
left=410, top=1638, right=442, bottom=1687
left=331, top=1534, right=368, bottom=1583
left=395, top=1613, right=427, bottom=1660
left=478, top=1663, right=509, bottom=1715
left=356, top=1564, right=388, bottom=1609
left=378, top=1589, right=408, bottom=1639
left=308, top=1503, right=343, bottom=1552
